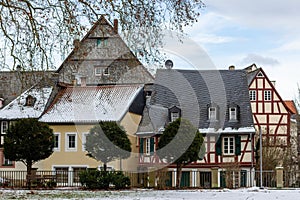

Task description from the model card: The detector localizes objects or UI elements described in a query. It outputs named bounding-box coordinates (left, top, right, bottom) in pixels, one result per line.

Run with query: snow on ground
left=1, top=188, right=300, bottom=200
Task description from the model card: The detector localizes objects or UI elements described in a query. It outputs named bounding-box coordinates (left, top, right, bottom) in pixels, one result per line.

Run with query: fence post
left=211, top=167, right=219, bottom=188
left=276, top=167, right=284, bottom=188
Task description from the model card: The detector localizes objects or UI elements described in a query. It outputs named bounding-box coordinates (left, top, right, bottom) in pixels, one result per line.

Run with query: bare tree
left=0, top=0, right=204, bottom=71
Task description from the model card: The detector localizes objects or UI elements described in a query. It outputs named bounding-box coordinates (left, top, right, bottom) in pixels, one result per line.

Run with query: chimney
left=16, top=65, right=21, bottom=72
left=229, top=65, right=235, bottom=70
left=113, top=19, right=118, bottom=33
left=81, top=77, right=86, bottom=87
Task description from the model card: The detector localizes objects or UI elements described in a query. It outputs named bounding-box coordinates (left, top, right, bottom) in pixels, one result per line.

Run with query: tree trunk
left=103, top=162, right=107, bottom=172
left=176, top=163, right=183, bottom=188
left=26, top=161, right=33, bottom=189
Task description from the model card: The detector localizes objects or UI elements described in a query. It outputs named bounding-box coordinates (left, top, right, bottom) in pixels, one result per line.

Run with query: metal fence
left=1, top=169, right=299, bottom=189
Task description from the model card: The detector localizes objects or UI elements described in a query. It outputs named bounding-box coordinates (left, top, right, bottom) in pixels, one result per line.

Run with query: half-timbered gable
left=56, top=15, right=154, bottom=85
left=137, top=68, right=256, bottom=187
left=246, top=64, right=292, bottom=147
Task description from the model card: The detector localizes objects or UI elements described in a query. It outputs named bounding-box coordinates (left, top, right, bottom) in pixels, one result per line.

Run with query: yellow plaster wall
left=36, top=112, right=141, bottom=171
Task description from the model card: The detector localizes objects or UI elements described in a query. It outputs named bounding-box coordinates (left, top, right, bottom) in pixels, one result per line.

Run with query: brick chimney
left=113, top=19, right=118, bottom=33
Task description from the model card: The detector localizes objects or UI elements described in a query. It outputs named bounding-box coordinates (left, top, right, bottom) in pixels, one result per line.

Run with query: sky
left=166, top=0, right=299, bottom=101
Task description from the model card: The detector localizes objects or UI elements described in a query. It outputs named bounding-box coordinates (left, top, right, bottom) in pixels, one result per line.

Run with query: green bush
left=111, top=171, right=131, bottom=189
left=79, top=169, right=130, bottom=189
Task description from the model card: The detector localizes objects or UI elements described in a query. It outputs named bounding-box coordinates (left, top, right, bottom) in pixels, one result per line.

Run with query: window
left=257, top=72, right=264, bottom=77
left=1, top=121, right=8, bottom=134
left=229, top=107, right=237, bottom=121
left=171, top=112, right=179, bottom=122
left=249, top=90, right=256, bottom=101
left=208, top=107, right=217, bottom=120
left=0, top=98, right=3, bottom=109
left=73, top=167, right=87, bottom=183
left=96, top=38, right=108, bottom=48
left=25, top=95, right=36, bottom=106
left=94, top=66, right=110, bottom=76
left=95, top=67, right=102, bottom=76
left=223, top=137, right=235, bottom=155
left=264, top=90, right=271, bottom=101
left=66, top=133, right=77, bottom=151
left=146, top=138, right=150, bottom=155
left=2, top=156, right=12, bottom=166
left=103, top=67, right=110, bottom=76
left=53, top=133, right=60, bottom=151
left=1, top=121, right=8, bottom=145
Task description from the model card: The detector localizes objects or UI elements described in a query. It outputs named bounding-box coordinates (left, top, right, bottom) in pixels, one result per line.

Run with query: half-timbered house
left=136, top=68, right=256, bottom=188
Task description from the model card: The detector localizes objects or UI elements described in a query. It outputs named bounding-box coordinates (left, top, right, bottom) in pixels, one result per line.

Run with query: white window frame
left=249, top=90, right=256, bottom=101
left=229, top=107, right=237, bottom=121
left=65, top=132, right=77, bottom=152
left=264, top=90, right=272, bottom=101
left=223, top=137, right=235, bottom=155
left=1, top=121, right=8, bottom=134
left=209, top=107, right=217, bottom=120
left=53, top=132, right=61, bottom=152
left=82, top=132, right=88, bottom=152
left=94, top=66, right=102, bottom=76
left=171, top=112, right=179, bottom=122
left=146, top=138, right=151, bottom=155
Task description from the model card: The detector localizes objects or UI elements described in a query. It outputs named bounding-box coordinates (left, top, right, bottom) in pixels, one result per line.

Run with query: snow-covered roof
left=39, top=85, right=143, bottom=123
left=0, top=87, right=53, bottom=120
left=199, top=127, right=256, bottom=134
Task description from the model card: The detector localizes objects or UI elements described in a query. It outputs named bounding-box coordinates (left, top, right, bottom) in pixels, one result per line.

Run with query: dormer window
left=171, top=112, right=179, bottom=122
left=25, top=95, right=36, bottom=106
left=103, top=67, right=110, bottom=76
left=208, top=107, right=217, bottom=120
left=229, top=107, right=237, bottom=121
left=169, top=106, right=181, bottom=122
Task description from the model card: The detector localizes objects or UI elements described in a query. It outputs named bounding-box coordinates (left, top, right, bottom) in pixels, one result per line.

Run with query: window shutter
left=150, top=137, right=155, bottom=155
left=216, top=137, right=222, bottom=155
left=235, top=135, right=241, bottom=155
left=139, top=138, right=144, bottom=154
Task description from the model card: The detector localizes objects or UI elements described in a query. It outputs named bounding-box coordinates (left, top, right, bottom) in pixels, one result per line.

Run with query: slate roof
left=39, top=85, right=143, bottom=123
left=0, top=87, right=53, bottom=120
left=136, top=102, right=168, bottom=136
left=138, top=69, right=254, bottom=134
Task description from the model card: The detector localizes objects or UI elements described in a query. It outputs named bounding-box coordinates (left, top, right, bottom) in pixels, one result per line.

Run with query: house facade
left=136, top=68, right=256, bottom=188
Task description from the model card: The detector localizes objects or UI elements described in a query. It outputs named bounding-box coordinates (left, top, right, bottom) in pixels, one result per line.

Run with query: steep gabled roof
left=55, top=15, right=154, bottom=83
left=136, top=103, right=168, bottom=136
left=0, top=86, right=53, bottom=120
left=137, top=69, right=255, bottom=133
left=39, top=84, right=143, bottom=123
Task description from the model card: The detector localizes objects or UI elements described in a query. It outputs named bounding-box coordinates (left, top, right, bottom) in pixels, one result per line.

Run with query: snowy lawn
left=1, top=188, right=300, bottom=199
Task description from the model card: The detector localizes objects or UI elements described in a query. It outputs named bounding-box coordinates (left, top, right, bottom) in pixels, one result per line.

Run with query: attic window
left=208, top=107, right=217, bottom=120
left=96, top=38, right=108, bottom=48
left=25, top=95, right=36, bottom=106
left=103, top=67, right=110, bottom=76
left=169, top=106, right=181, bottom=122
left=171, top=112, right=179, bottom=122
left=257, top=72, right=264, bottom=77
left=229, top=107, right=237, bottom=121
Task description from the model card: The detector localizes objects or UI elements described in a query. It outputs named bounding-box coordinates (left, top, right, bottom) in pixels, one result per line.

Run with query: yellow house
left=37, top=84, right=144, bottom=173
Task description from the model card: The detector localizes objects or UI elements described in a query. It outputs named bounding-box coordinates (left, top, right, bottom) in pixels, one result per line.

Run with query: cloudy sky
left=167, top=0, right=299, bottom=100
